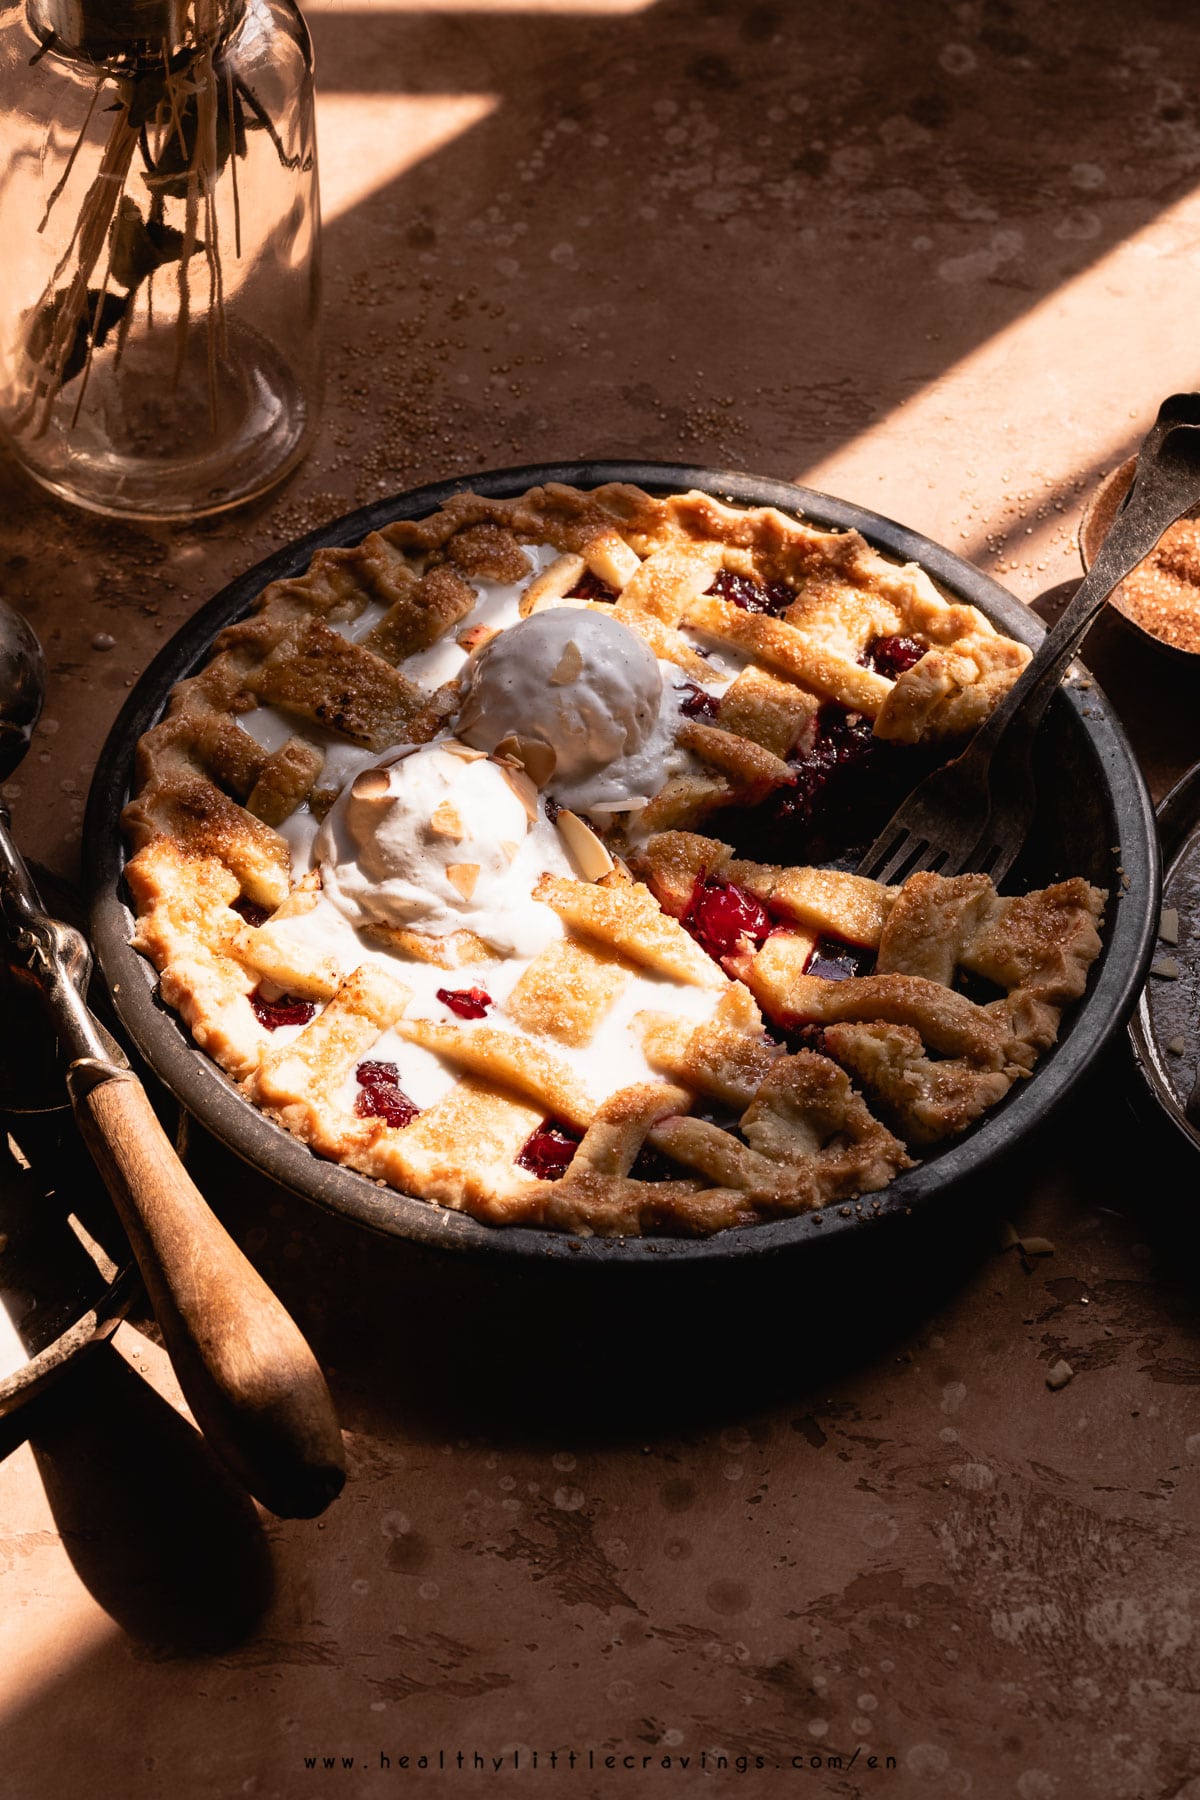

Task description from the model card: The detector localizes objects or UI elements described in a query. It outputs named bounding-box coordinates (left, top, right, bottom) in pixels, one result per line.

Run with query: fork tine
left=861, top=833, right=952, bottom=887
left=964, top=839, right=1011, bottom=884
left=858, top=829, right=918, bottom=886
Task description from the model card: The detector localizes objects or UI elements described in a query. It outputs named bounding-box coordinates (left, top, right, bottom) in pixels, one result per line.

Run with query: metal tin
left=1128, top=762, right=1200, bottom=1148
left=83, top=461, right=1161, bottom=1265
left=1079, top=455, right=1200, bottom=664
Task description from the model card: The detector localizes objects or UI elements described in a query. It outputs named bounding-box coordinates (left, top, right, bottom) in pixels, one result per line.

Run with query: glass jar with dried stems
left=0, top=0, right=321, bottom=519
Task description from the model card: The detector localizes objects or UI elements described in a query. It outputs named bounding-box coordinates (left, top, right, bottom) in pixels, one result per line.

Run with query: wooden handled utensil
left=0, top=600, right=344, bottom=1517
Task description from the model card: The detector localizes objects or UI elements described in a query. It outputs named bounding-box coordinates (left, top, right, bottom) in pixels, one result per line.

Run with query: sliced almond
left=494, top=762, right=539, bottom=823
left=549, top=640, right=583, bottom=685
left=439, top=738, right=489, bottom=762
left=500, top=840, right=521, bottom=863
left=520, top=552, right=587, bottom=616
left=457, top=623, right=501, bottom=653
left=446, top=862, right=481, bottom=901
left=351, top=768, right=392, bottom=802
left=430, top=799, right=466, bottom=840
left=556, top=808, right=615, bottom=882
left=493, top=733, right=557, bottom=789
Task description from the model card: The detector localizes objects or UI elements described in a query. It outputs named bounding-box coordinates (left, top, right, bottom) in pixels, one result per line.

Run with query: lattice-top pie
left=123, top=483, right=1106, bottom=1235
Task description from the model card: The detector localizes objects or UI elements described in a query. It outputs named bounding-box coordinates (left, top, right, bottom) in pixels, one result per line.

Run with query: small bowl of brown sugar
left=1081, top=455, right=1200, bottom=657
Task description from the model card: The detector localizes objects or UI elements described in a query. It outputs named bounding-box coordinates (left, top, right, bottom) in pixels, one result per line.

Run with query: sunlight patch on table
left=799, top=187, right=1200, bottom=567
left=317, top=93, right=498, bottom=223
left=0, top=1563, right=115, bottom=1727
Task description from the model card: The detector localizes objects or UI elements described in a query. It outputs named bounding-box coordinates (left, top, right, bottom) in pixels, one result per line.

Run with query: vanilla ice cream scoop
left=455, top=608, right=675, bottom=811
left=313, top=742, right=570, bottom=955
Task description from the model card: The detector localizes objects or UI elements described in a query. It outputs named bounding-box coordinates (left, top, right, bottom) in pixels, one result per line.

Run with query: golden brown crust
left=120, top=483, right=1099, bottom=1237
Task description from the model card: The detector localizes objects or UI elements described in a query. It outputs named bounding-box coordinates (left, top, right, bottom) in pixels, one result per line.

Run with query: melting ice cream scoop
left=455, top=607, right=676, bottom=812
left=313, top=742, right=569, bottom=956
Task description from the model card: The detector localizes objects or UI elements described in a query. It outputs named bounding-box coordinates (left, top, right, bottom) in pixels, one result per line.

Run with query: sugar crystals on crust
left=120, top=483, right=1104, bottom=1236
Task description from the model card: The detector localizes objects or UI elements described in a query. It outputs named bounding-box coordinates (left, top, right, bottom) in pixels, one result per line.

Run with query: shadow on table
left=4, top=1021, right=1199, bottom=1679
left=167, top=1034, right=1200, bottom=1454
left=8, top=0, right=1200, bottom=616
left=5, top=1346, right=274, bottom=1654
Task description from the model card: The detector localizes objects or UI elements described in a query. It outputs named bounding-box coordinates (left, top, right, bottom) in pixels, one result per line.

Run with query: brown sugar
left=1114, top=515, right=1200, bottom=652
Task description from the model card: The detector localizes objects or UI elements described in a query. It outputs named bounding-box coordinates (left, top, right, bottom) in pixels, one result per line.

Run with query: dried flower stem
left=17, top=0, right=283, bottom=441
left=21, top=101, right=138, bottom=432
left=37, top=74, right=102, bottom=233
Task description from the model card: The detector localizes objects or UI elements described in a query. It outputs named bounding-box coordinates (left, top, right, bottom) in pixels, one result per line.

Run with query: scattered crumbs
left=1167, top=1035, right=1188, bottom=1055
left=1151, top=957, right=1181, bottom=978
left=1159, top=907, right=1180, bottom=945
left=999, top=1222, right=1053, bottom=1265
left=1046, top=1359, right=1075, bottom=1391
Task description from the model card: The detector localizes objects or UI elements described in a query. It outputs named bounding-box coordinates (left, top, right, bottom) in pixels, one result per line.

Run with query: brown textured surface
left=3, top=0, right=1200, bottom=1793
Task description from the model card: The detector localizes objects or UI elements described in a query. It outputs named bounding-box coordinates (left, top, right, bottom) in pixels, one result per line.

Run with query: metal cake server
left=0, top=600, right=345, bottom=1517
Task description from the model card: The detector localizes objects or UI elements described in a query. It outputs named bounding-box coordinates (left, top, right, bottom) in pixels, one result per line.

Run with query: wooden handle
left=70, top=1071, right=345, bottom=1518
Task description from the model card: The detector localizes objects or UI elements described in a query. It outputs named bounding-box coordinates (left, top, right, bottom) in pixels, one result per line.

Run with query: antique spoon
left=0, top=600, right=345, bottom=1517
left=859, top=391, right=1200, bottom=886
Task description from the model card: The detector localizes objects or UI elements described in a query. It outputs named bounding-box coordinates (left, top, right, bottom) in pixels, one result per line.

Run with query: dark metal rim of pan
left=1128, top=761, right=1200, bottom=1150
left=82, top=460, right=1161, bottom=1266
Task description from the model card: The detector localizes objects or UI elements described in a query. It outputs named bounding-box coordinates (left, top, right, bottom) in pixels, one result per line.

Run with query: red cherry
left=232, top=896, right=271, bottom=927
left=861, top=634, right=926, bottom=679
left=684, top=878, right=773, bottom=962
left=354, top=1061, right=419, bottom=1128
left=565, top=570, right=618, bottom=602
left=436, top=986, right=493, bottom=1019
left=517, top=1121, right=581, bottom=1180
left=250, top=990, right=316, bottom=1030
left=676, top=680, right=720, bottom=720
left=804, top=938, right=874, bottom=981
left=705, top=568, right=793, bottom=616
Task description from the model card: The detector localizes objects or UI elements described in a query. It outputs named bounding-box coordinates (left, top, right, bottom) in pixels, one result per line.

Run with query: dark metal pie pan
left=83, top=461, right=1160, bottom=1264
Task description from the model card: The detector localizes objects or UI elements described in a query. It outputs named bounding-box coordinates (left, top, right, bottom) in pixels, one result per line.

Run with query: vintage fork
left=857, top=392, right=1200, bottom=888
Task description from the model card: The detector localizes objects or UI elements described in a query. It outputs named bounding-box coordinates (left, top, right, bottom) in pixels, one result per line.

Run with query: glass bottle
left=0, top=0, right=321, bottom=520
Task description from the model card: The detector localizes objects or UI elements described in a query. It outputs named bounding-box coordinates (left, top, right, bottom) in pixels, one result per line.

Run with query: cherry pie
left=122, top=483, right=1105, bottom=1235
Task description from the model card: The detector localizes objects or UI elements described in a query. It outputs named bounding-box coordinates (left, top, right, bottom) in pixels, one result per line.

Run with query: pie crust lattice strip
left=122, top=483, right=1106, bottom=1237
